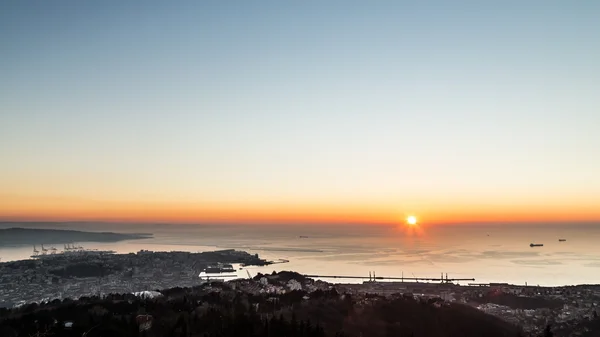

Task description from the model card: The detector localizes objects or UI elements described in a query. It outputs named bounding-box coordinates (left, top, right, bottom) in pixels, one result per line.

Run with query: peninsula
left=0, top=228, right=152, bottom=246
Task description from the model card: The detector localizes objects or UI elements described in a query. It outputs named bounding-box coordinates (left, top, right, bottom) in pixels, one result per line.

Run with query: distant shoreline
left=0, top=227, right=152, bottom=247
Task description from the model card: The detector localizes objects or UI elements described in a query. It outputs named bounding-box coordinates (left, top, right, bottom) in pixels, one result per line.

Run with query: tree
left=543, top=324, right=553, bottom=337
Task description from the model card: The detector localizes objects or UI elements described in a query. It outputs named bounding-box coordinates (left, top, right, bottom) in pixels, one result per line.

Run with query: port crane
left=33, top=245, right=39, bottom=256
left=41, top=244, right=48, bottom=255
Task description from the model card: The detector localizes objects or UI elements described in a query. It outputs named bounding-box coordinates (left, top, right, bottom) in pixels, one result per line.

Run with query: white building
left=287, top=279, right=302, bottom=291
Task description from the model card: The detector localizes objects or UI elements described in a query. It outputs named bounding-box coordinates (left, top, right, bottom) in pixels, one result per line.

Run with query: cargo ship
left=558, top=239, right=566, bottom=242
left=530, top=243, right=543, bottom=247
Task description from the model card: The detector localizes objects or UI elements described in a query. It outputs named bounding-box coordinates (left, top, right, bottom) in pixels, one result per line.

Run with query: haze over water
left=2, top=223, right=599, bottom=286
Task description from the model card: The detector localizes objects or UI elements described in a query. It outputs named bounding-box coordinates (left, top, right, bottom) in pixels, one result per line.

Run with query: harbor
left=30, top=244, right=116, bottom=258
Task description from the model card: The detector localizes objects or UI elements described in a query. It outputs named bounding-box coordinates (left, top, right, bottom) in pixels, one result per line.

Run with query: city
left=0, top=248, right=265, bottom=307
left=1, top=249, right=600, bottom=336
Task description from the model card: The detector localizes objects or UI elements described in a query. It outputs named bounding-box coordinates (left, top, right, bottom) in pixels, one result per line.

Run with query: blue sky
left=1, top=1, right=599, bottom=222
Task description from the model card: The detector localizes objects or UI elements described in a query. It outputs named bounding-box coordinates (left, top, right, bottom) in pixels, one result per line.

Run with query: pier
left=303, top=272, right=474, bottom=283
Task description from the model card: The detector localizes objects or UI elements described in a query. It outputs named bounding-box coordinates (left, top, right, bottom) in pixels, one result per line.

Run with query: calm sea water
left=1, top=222, right=599, bottom=286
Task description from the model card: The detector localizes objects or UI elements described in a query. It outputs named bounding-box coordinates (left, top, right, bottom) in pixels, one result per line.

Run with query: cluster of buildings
left=342, top=281, right=600, bottom=335
left=2, top=249, right=600, bottom=335
left=472, top=284, right=600, bottom=335
left=225, top=273, right=332, bottom=296
left=0, top=249, right=264, bottom=308
left=299, top=279, right=600, bottom=334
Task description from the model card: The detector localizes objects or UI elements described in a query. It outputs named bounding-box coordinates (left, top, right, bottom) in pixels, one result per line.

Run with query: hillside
left=0, top=278, right=526, bottom=337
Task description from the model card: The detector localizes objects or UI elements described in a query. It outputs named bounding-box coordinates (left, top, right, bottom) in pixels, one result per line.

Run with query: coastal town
left=1, top=249, right=600, bottom=336
left=0, top=248, right=266, bottom=307
left=340, top=280, right=600, bottom=336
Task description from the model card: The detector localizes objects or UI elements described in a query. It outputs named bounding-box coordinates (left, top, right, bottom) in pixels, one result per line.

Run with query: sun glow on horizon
left=406, top=215, right=418, bottom=226
left=395, top=214, right=426, bottom=238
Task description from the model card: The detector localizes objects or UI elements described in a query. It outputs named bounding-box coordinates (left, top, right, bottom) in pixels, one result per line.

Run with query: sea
left=1, top=222, right=599, bottom=286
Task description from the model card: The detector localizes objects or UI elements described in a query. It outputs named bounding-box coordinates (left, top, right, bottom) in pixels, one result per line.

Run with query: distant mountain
left=0, top=228, right=152, bottom=246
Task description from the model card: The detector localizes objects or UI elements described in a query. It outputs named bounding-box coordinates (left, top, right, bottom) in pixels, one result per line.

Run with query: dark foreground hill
left=0, top=281, right=526, bottom=337
left=0, top=227, right=151, bottom=246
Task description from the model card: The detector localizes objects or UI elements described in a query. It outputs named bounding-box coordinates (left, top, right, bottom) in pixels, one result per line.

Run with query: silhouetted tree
left=543, top=324, right=553, bottom=337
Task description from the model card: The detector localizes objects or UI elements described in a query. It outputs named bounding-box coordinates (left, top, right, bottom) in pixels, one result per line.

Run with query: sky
left=1, top=1, right=599, bottom=225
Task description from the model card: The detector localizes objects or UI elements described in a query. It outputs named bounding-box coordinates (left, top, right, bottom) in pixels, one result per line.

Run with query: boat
left=558, top=239, right=566, bottom=242
left=199, top=277, right=225, bottom=284
left=530, top=243, right=543, bottom=247
left=198, top=273, right=237, bottom=283
left=204, top=263, right=235, bottom=273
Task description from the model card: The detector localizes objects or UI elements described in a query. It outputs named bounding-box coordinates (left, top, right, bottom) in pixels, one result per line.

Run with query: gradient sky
left=1, top=1, right=599, bottom=224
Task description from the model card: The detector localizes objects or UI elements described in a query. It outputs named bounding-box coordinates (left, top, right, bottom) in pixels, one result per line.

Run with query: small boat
left=530, top=243, right=543, bottom=247
left=558, top=239, right=566, bottom=242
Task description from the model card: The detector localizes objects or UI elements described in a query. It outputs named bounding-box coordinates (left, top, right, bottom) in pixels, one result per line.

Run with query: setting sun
left=406, top=215, right=418, bottom=226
